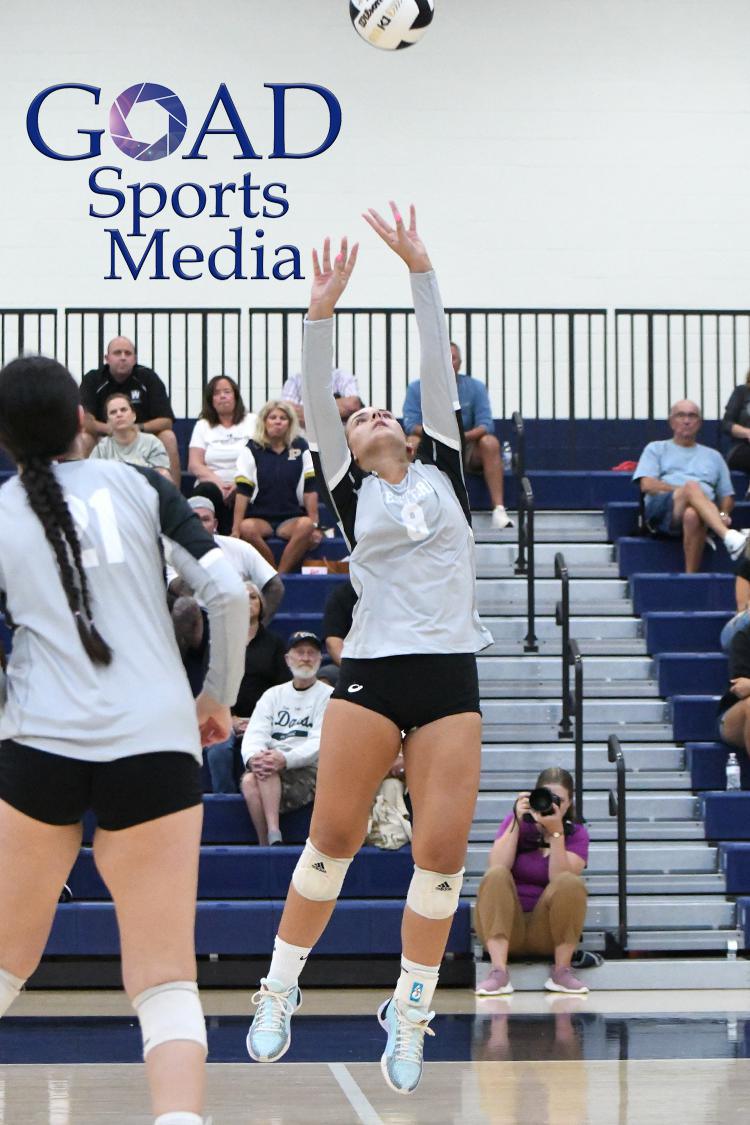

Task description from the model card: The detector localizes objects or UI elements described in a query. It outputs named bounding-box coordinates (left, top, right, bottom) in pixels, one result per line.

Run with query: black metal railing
left=511, top=410, right=525, bottom=480
left=555, top=552, right=573, bottom=740
left=64, top=308, right=243, bottom=418
left=0, top=310, right=58, bottom=365
left=515, top=477, right=537, bottom=652
left=570, top=639, right=584, bottom=822
left=614, top=307, right=750, bottom=421
left=607, top=734, right=628, bottom=953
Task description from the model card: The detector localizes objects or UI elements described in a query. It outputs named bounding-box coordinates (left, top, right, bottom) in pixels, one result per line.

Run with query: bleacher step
left=479, top=744, right=684, bottom=770
left=464, top=873, right=725, bottom=896
left=475, top=957, right=750, bottom=991
left=466, top=841, right=718, bottom=875
left=478, top=770, right=690, bottom=791
left=470, top=819, right=707, bottom=842
left=482, top=722, right=675, bottom=743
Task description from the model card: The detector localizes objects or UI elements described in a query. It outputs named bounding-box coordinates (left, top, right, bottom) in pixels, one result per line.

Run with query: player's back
left=0, top=459, right=200, bottom=762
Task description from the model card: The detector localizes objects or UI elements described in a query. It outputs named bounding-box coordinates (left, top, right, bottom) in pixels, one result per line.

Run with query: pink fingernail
left=394, top=212, right=402, bottom=223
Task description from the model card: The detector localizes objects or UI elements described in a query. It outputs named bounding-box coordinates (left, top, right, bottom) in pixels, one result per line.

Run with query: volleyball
left=349, top=0, right=434, bottom=51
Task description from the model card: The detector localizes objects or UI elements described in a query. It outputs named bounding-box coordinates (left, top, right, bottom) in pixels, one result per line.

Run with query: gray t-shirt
left=302, top=270, right=492, bottom=659
left=91, top=431, right=170, bottom=471
left=0, top=460, right=247, bottom=762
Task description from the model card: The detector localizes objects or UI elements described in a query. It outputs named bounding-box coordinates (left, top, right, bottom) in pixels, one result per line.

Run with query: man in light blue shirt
left=633, top=399, right=748, bottom=572
left=402, top=342, right=512, bottom=528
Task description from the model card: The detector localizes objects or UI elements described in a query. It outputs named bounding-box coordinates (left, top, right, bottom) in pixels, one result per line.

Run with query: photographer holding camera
left=474, top=767, right=590, bottom=996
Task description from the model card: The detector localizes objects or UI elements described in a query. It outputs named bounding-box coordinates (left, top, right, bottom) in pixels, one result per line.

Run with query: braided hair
left=0, top=356, right=112, bottom=665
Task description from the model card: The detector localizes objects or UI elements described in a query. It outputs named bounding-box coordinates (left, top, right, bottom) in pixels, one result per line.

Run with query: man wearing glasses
left=634, top=399, right=748, bottom=573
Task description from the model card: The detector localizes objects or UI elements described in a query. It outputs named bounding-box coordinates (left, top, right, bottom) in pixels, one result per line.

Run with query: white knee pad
left=291, top=838, right=353, bottom=902
left=0, top=966, right=25, bottom=1017
left=133, top=980, right=207, bottom=1060
left=406, top=865, right=464, bottom=920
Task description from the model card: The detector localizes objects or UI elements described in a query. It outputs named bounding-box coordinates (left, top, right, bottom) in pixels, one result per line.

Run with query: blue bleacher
left=719, top=844, right=750, bottom=893
left=643, top=612, right=731, bottom=654
left=656, top=653, right=728, bottom=697
left=619, top=537, right=740, bottom=578
left=702, top=792, right=750, bottom=840
left=672, top=695, right=721, bottom=742
left=631, top=574, right=735, bottom=616
left=686, top=743, right=750, bottom=791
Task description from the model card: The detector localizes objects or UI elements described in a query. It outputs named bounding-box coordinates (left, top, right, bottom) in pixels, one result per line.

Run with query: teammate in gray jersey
left=0, top=356, right=247, bottom=1125
left=246, top=204, right=490, bottom=1095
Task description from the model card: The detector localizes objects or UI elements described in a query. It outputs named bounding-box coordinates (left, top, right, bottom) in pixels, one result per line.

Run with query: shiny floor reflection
left=2, top=1011, right=750, bottom=1064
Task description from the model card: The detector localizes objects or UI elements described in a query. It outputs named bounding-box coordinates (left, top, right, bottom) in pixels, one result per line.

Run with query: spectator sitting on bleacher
left=282, top=366, right=363, bottom=429
left=717, top=624, right=750, bottom=758
left=89, top=392, right=171, bottom=478
left=79, top=336, right=181, bottom=485
left=633, top=399, right=748, bottom=573
left=240, top=631, right=332, bottom=846
left=167, top=495, right=284, bottom=621
left=188, top=374, right=257, bottom=535
left=402, top=341, right=512, bottom=529
left=204, top=582, right=291, bottom=794
left=232, top=400, right=322, bottom=574
left=474, top=768, right=590, bottom=996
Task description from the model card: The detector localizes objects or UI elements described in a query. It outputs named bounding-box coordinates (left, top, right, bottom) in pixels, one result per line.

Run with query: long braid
left=21, top=457, right=112, bottom=666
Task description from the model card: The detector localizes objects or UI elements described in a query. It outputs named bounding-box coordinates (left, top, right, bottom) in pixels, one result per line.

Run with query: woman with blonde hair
left=232, top=400, right=321, bottom=574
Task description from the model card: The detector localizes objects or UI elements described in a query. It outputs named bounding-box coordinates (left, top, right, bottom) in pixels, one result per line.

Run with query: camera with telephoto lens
left=522, top=786, right=562, bottom=823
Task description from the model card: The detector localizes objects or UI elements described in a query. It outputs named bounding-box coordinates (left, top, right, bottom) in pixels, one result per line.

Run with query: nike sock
left=394, top=957, right=440, bottom=1011
left=266, top=935, right=311, bottom=991
left=0, top=966, right=24, bottom=1017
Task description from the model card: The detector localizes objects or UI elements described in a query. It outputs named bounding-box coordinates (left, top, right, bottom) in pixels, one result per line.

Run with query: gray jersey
left=303, top=270, right=492, bottom=659
left=0, top=460, right=247, bottom=762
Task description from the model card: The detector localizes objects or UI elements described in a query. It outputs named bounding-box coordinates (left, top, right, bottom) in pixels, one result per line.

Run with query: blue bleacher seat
left=618, top=538, right=738, bottom=578
left=643, top=612, right=731, bottom=655
left=631, top=574, right=735, bottom=616
left=719, top=844, right=750, bottom=893
left=671, top=695, right=721, bottom=742
left=656, top=653, right=728, bottom=697
left=702, top=792, right=750, bottom=840
left=686, top=743, right=750, bottom=790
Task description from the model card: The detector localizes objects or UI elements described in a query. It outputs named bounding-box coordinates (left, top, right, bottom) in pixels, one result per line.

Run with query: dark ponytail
left=0, top=356, right=112, bottom=666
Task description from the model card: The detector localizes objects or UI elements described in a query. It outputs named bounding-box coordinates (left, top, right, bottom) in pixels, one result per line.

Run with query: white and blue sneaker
left=377, top=997, right=435, bottom=1095
left=246, top=977, right=301, bottom=1062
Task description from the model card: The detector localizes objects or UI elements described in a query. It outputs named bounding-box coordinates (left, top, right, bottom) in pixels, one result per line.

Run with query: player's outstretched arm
left=308, top=236, right=359, bottom=322
left=363, top=201, right=432, bottom=274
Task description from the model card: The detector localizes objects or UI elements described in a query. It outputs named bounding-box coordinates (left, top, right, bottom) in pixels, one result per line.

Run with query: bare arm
left=639, top=476, right=674, bottom=495
left=260, top=575, right=284, bottom=622
left=187, top=445, right=224, bottom=487
left=487, top=795, right=529, bottom=870
left=325, top=636, right=344, bottom=665
left=548, top=835, right=586, bottom=879
left=232, top=492, right=250, bottom=536
left=464, top=425, right=488, bottom=441
left=142, top=416, right=173, bottom=435
left=719, top=494, right=735, bottom=516
left=730, top=423, right=750, bottom=441
left=303, top=490, right=319, bottom=525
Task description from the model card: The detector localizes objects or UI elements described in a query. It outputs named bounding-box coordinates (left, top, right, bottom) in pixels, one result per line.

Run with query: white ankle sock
left=394, top=957, right=439, bottom=1011
left=0, top=966, right=24, bottom=1017
left=154, top=1114, right=202, bottom=1125
left=266, top=935, right=311, bottom=991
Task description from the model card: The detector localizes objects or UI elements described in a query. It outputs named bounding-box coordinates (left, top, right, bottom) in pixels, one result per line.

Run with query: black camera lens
left=528, top=787, right=562, bottom=816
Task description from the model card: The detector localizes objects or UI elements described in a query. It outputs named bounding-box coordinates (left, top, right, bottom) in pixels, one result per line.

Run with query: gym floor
left=2, top=988, right=750, bottom=1123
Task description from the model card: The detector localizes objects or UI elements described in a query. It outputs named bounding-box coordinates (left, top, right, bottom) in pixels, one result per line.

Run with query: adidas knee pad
left=133, top=980, right=207, bottom=1060
left=406, top=865, right=464, bottom=920
left=0, top=966, right=25, bottom=1017
left=291, top=838, right=352, bottom=902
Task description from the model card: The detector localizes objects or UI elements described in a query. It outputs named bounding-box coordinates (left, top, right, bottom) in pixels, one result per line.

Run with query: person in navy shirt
left=402, top=342, right=511, bottom=528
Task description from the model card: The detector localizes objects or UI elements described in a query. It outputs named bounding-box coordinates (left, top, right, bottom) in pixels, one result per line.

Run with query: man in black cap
left=79, top=336, right=181, bottom=484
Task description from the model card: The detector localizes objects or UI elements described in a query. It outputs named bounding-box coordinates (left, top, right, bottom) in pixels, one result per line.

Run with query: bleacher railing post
left=571, top=639, right=584, bottom=822
left=520, top=477, right=537, bottom=652
left=555, top=552, right=572, bottom=739
left=607, top=734, right=628, bottom=953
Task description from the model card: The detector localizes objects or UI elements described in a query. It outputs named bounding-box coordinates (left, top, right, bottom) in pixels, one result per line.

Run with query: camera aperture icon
left=110, top=82, right=187, bottom=161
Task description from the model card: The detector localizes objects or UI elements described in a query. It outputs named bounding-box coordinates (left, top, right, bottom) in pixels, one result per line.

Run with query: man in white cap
left=170, top=495, right=284, bottom=620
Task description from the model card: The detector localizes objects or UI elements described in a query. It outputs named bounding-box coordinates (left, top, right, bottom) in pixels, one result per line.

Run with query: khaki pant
left=474, top=866, right=587, bottom=955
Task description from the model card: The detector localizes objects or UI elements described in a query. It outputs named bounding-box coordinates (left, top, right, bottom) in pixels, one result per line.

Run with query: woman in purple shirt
left=474, top=768, right=590, bottom=995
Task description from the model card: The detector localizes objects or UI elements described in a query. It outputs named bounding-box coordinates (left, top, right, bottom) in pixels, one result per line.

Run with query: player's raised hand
left=363, top=202, right=432, bottom=273
left=308, top=236, right=359, bottom=321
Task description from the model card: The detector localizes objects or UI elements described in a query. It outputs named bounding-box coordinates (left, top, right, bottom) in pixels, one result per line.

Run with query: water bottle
left=502, top=441, right=513, bottom=472
left=726, top=752, right=741, bottom=791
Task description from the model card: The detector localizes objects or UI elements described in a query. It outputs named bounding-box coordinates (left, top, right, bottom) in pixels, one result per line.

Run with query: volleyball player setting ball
left=246, top=203, right=492, bottom=1095
left=0, top=357, right=248, bottom=1125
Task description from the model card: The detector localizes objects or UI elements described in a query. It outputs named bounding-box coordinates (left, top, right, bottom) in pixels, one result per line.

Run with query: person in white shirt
left=188, top=375, right=257, bottom=534
left=282, top=368, right=363, bottom=429
left=178, top=496, right=284, bottom=620
left=240, top=632, right=332, bottom=846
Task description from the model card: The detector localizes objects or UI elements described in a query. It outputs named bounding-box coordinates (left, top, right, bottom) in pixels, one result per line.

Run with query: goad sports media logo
left=109, top=82, right=188, bottom=161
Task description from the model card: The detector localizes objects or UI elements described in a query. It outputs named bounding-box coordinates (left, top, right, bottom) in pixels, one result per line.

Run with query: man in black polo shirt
left=79, top=336, right=181, bottom=484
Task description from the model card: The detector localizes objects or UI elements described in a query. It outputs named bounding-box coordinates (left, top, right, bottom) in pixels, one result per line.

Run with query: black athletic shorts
left=0, top=741, right=203, bottom=831
left=331, top=653, right=481, bottom=731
